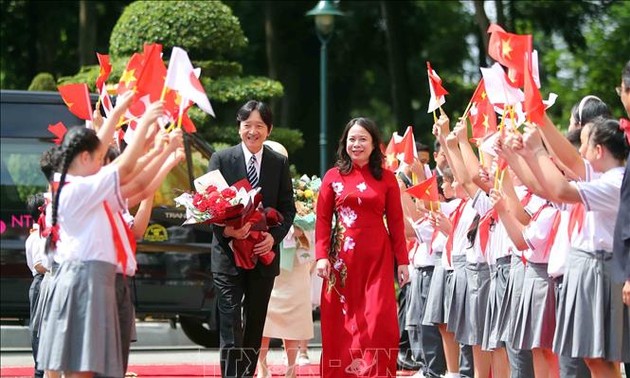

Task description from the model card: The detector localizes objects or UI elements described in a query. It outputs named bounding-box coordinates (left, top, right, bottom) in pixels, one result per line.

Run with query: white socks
left=442, top=373, right=461, bottom=378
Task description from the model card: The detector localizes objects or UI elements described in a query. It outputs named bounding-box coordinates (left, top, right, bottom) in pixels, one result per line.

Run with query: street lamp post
left=306, top=1, right=344, bottom=178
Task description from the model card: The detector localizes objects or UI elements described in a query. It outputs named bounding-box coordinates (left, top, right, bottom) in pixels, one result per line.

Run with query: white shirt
left=441, top=198, right=477, bottom=269
left=49, top=164, right=125, bottom=265
left=547, top=204, right=572, bottom=277
left=472, top=190, right=517, bottom=264
left=571, top=162, right=624, bottom=253
left=523, top=205, right=559, bottom=264
left=241, top=143, right=263, bottom=178
left=25, top=224, right=47, bottom=276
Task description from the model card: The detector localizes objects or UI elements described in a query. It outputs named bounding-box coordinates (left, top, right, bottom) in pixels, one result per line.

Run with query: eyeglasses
left=616, top=86, right=622, bottom=96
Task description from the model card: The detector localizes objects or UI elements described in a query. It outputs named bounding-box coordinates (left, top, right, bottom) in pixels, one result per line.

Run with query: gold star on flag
left=120, top=69, right=137, bottom=87
left=501, top=38, right=513, bottom=59
left=481, top=90, right=487, bottom=100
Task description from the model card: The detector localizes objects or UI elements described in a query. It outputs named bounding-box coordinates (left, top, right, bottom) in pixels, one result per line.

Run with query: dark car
left=0, top=90, right=219, bottom=347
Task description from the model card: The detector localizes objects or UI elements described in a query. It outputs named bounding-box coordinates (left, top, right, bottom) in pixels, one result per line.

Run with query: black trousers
left=213, top=271, right=275, bottom=378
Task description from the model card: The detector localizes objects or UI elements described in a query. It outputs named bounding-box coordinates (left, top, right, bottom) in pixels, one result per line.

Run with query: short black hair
left=416, top=142, right=430, bottom=153
left=40, top=145, right=62, bottom=183
left=565, top=129, right=582, bottom=150
left=236, top=100, right=273, bottom=130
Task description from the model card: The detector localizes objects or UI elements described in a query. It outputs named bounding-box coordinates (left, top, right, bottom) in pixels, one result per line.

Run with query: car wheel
left=179, top=315, right=220, bottom=348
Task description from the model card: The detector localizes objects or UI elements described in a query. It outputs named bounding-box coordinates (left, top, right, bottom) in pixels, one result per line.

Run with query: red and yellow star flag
left=58, top=83, right=93, bottom=121
left=117, top=52, right=143, bottom=95
left=384, top=135, right=399, bottom=171
left=487, top=24, right=532, bottom=87
left=48, top=122, right=67, bottom=145
left=467, top=79, right=497, bottom=140
left=523, top=52, right=545, bottom=126
left=135, top=43, right=166, bottom=102
left=396, top=126, right=417, bottom=165
left=406, top=175, right=439, bottom=202
left=95, top=53, right=111, bottom=92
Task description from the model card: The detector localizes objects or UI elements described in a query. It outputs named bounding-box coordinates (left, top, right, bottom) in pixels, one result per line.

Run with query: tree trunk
left=79, top=0, right=97, bottom=67
left=495, top=0, right=506, bottom=28
left=380, top=1, right=412, bottom=133
left=264, top=0, right=284, bottom=125
left=474, top=0, right=491, bottom=66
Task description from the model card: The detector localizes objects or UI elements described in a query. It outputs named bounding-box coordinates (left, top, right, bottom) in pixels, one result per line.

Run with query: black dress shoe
left=396, top=356, right=423, bottom=371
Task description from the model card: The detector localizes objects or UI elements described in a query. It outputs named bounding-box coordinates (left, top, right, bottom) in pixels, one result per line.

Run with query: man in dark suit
left=613, top=60, right=630, bottom=375
left=208, top=100, right=296, bottom=377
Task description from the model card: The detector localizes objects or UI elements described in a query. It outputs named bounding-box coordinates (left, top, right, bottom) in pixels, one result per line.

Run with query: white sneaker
left=297, top=353, right=311, bottom=366
left=411, top=370, right=425, bottom=378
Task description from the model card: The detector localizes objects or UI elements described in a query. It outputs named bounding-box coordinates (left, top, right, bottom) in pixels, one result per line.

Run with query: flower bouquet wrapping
left=174, top=169, right=284, bottom=269
left=291, top=174, right=321, bottom=264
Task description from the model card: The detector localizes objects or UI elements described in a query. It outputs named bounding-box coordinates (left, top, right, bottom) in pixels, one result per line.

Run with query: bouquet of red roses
left=175, top=170, right=284, bottom=269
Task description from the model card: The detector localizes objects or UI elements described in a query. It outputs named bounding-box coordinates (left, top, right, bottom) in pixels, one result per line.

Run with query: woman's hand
left=316, top=258, right=331, bottom=280
left=522, top=124, right=545, bottom=156
left=397, top=264, right=410, bottom=287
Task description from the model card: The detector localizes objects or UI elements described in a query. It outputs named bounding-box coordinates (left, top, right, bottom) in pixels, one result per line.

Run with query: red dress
left=315, top=165, right=408, bottom=377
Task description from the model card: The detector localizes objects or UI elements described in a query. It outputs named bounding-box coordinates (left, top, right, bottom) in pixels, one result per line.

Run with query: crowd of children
left=396, top=61, right=630, bottom=378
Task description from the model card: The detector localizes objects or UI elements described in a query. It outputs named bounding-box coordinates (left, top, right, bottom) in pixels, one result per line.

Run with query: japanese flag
left=165, top=47, right=215, bottom=117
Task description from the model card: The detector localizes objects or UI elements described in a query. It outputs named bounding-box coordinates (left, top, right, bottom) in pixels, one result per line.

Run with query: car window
left=0, top=138, right=51, bottom=240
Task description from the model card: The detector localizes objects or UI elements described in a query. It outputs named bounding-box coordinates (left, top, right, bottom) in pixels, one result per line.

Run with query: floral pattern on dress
left=339, top=206, right=357, bottom=228
left=332, top=182, right=344, bottom=196
left=356, top=182, right=367, bottom=192
left=343, top=237, right=355, bottom=253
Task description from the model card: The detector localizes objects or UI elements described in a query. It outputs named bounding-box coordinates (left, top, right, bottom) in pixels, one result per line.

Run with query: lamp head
left=306, top=0, right=344, bottom=36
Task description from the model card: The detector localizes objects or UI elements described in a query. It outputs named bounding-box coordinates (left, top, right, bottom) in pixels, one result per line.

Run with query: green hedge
left=109, top=1, right=247, bottom=60
left=28, top=72, right=57, bottom=91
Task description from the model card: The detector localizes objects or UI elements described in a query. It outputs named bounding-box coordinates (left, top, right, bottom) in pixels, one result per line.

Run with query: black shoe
left=396, top=356, right=423, bottom=371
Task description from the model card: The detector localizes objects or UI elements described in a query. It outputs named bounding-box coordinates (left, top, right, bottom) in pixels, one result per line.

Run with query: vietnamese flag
left=48, top=122, right=67, bottom=145
left=487, top=24, right=532, bottom=87
left=523, top=52, right=545, bottom=126
left=135, top=43, right=166, bottom=101
left=117, top=53, right=143, bottom=95
left=406, top=175, right=439, bottom=202
left=384, top=135, right=399, bottom=171
left=95, top=53, right=111, bottom=92
left=58, top=83, right=93, bottom=120
left=467, top=79, right=497, bottom=139
left=396, top=126, right=417, bottom=165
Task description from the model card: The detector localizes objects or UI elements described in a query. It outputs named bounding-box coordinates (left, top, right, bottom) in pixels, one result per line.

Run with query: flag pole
left=160, top=86, right=168, bottom=101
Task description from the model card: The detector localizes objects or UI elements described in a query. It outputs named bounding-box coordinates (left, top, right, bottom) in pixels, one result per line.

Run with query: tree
left=60, top=0, right=303, bottom=152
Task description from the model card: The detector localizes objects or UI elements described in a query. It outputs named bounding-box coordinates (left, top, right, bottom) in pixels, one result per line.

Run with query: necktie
left=247, top=155, right=259, bottom=188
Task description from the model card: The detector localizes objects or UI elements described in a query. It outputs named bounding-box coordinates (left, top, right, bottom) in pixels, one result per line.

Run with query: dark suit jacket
left=208, top=144, right=296, bottom=277
left=613, top=153, right=630, bottom=282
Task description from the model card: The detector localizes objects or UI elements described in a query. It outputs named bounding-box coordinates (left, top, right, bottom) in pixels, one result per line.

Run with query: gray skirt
left=553, top=248, right=630, bottom=362
left=513, top=262, right=555, bottom=350
left=446, top=255, right=469, bottom=338
left=458, top=262, right=491, bottom=346
left=482, top=255, right=511, bottom=351
left=406, top=266, right=434, bottom=328
left=37, top=260, right=123, bottom=377
left=31, top=262, right=58, bottom=336
left=498, top=256, right=527, bottom=343
left=423, top=255, right=448, bottom=325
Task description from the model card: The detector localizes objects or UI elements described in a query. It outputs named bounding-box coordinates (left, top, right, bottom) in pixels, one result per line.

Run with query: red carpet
left=0, top=364, right=417, bottom=377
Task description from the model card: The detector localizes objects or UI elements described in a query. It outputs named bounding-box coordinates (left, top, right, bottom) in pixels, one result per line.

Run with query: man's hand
left=253, top=232, right=274, bottom=255
left=223, top=222, right=252, bottom=240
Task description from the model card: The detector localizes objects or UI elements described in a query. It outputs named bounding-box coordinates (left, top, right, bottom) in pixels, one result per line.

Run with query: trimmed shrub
left=28, top=73, right=57, bottom=91
left=109, top=1, right=247, bottom=60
